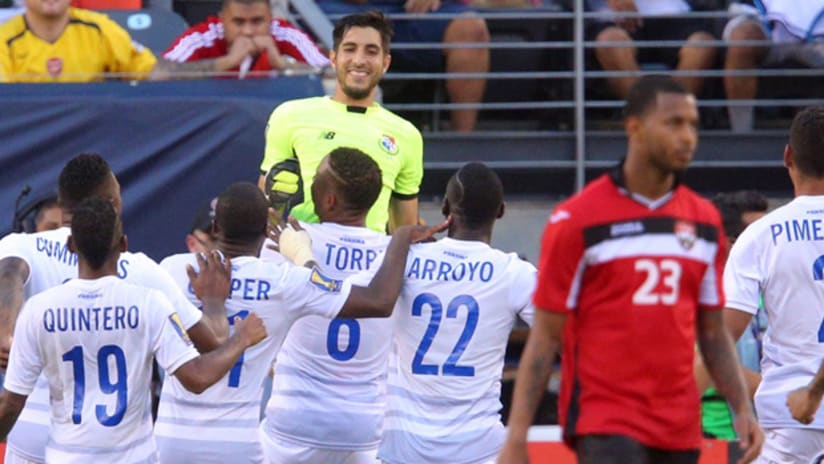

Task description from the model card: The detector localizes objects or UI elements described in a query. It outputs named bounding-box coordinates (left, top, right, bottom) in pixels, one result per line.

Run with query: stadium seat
left=102, top=8, right=189, bottom=55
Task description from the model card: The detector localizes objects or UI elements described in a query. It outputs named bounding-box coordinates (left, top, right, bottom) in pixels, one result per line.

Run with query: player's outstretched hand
left=497, top=440, right=529, bottom=464
left=187, top=250, right=232, bottom=303
left=235, top=313, right=267, bottom=347
left=733, top=409, right=764, bottom=464
left=787, top=386, right=822, bottom=425
left=394, top=216, right=451, bottom=244
left=270, top=217, right=314, bottom=267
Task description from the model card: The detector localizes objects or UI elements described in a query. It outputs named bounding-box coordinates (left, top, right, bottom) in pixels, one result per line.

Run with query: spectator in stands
left=316, top=0, right=489, bottom=132
left=724, top=0, right=824, bottom=132
left=163, top=0, right=329, bottom=78
left=588, top=0, right=718, bottom=99
left=0, top=0, right=269, bottom=81
left=185, top=198, right=218, bottom=253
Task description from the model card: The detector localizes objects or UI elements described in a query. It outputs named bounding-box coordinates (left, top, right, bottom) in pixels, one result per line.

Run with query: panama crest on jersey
left=674, top=220, right=697, bottom=250
left=379, top=134, right=399, bottom=155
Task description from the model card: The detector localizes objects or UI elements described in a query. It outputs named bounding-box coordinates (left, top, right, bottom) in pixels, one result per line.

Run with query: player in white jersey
left=377, top=162, right=537, bottom=464
left=724, top=107, right=824, bottom=464
left=155, top=180, right=447, bottom=464
left=264, top=148, right=392, bottom=463
left=0, top=154, right=230, bottom=464
left=0, top=197, right=266, bottom=464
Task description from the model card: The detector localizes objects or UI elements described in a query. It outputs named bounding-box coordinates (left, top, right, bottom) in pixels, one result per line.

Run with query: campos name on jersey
left=43, top=304, right=140, bottom=333
left=770, top=217, right=824, bottom=245
left=35, top=236, right=131, bottom=278
left=407, top=256, right=494, bottom=283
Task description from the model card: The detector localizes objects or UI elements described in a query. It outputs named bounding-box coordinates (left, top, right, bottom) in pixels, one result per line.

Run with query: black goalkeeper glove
left=264, top=158, right=304, bottom=220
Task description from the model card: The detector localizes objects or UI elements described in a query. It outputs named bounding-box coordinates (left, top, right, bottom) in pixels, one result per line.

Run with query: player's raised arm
left=276, top=218, right=450, bottom=318
left=173, top=313, right=267, bottom=394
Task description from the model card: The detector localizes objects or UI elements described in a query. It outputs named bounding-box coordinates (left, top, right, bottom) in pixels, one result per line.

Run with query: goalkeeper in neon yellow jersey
left=258, top=11, right=423, bottom=233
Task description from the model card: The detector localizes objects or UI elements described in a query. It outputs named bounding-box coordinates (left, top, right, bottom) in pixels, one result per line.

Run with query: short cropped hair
left=790, top=106, right=824, bottom=178
left=58, top=153, right=112, bottom=213
left=446, top=162, right=503, bottom=228
left=332, top=11, right=393, bottom=53
left=216, top=182, right=269, bottom=243
left=327, top=147, right=382, bottom=213
left=71, top=197, right=119, bottom=270
left=624, top=75, right=690, bottom=119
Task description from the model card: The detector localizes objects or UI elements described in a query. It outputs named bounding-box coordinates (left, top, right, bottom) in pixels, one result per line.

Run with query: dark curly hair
left=71, top=197, right=120, bottom=270
left=327, top=147, right=383, bottom=214
left=58, top=153, right=112, bottom=213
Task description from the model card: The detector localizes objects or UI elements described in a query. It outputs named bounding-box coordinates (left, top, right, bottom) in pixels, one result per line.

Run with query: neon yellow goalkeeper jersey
left=261, top=96, right=423, bottom=232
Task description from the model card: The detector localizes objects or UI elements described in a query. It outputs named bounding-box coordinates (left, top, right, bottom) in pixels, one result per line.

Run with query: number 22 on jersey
left=411, top=293, right=479, bottom=377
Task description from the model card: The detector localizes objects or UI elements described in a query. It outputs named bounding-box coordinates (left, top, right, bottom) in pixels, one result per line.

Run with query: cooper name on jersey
left=406, top=257, right=494, bottom=283
left=188, top=277, right=271, bottom=301
left=44, top=305, right=140, bottom=333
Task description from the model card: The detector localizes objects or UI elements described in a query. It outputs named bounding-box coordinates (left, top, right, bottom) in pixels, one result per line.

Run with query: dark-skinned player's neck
left=217, top=238, right=263, bottom=260
left=447, top=218, right=492, bottom=244
left=320, top=210, right=366, bottom=228
left=24, top=11, right=70, bottom=43
left=623, top=152, right=676, bottom=200
left=77, top=258, right=119, bottom=280
left=793, top=175, right=824, bottom=197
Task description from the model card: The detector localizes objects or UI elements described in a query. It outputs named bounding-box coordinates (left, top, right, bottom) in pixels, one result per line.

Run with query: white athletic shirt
left=378, top=237, right=536, bottom=464
left=4, top=276, right=199, bottom=464
left=266, top=222, right=391, bottom=450
left=724, top=196, right=824, bottom=429
left=155, top=253, right=352, bottom=463
left=0, top=227, right=203, bottom=463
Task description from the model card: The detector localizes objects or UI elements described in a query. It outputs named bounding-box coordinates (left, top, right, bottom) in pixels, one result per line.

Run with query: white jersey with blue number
left=0, top=227, right=203, bottom=463
left=4, top=276, right=199, bottom=464
left=266, top=222, right=391, bottom=451
left=155, top=253, right=352, bottom=464
left=724, top=196, right=824, bottom=429
left=377, top=237, right=536, bottom=464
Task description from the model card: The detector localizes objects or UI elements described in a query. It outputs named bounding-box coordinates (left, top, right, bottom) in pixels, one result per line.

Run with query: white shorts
left=3, top=447, right=42, bottom=464
left=754, top=427, right=824, bottom=464
left=258, top=428, right=378, bottom=464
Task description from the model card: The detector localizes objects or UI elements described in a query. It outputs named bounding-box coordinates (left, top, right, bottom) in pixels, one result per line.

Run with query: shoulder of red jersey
left=163, top=16, right=224, bottom=59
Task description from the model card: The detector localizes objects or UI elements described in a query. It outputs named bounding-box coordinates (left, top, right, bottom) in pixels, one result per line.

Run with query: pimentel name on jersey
left=770, top=218, right=824, bottom=245
left=43, top=305, right=140, bottom=332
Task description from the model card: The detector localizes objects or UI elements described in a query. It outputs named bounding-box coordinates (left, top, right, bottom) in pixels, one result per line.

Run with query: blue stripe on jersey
left=48, top=431, right=153, bottom=454
left=154, top=417, right=259, bottom=428
left=6, top=421, right=47, bottom=462
left=386, top=384, right=499, bottom=408
left=378, top=426, right=504, bottom=464
left=156, top=436, right=263, bottom=464
left=273, top=388, right=379, bottom=404
left=21, top=402, right=49, bottom=412
left=263, top=411, right=382, bottom=451
left=274, top=364, right=385, bottom=385
left=158, top=396, right=259, bottom=410
left=384, top=408, right=496, bottom=428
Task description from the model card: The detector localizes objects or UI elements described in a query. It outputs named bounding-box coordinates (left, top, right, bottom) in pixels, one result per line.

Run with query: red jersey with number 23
left=533, top=169, right=726, bottom=451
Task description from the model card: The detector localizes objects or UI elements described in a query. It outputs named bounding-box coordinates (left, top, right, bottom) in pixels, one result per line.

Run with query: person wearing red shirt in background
left=163, top=0, right=328, bottom=77
left=498, top=75, right=764, bottom=464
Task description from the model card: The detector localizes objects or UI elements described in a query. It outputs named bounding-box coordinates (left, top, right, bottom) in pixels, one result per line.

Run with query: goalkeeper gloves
left=264, top=158, right=304, bottom=220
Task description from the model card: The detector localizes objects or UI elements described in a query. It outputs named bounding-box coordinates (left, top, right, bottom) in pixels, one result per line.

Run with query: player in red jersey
left=499, top=75, right=763, bottom=464
left=163, top=0, right=328, bottom=77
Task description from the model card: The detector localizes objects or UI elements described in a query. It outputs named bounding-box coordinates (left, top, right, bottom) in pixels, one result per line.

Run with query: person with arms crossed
left=258, top=11, right=423, bottom=233
left=263, top=147, right=391, bottom=463
left=723, top=107, right=824, bottom=463
left=499, top=75, right=763, bottom=464
left=162, top=0, right=329, bottom=78
left=0, top=197, right=267, bottom=464
left=0, top=153, right=230, bottom=464
left=377, top=162, right=536, bottom=464
left=155, top=180, right=447, bottom=464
